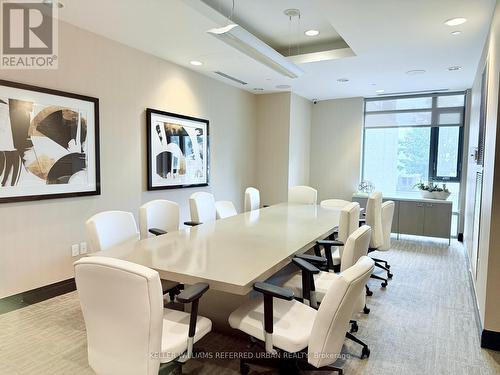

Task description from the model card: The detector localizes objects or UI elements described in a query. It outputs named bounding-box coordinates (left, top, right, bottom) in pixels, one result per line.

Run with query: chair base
left=370, top=273, right=388, bottom=288
left=239, top=356, right=343, bottom=375
left=159, top=360, right=182, bottom=375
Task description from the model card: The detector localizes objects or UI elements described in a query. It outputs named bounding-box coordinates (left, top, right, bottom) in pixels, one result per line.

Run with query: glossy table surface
left=88, top=203, right=340, bottom=295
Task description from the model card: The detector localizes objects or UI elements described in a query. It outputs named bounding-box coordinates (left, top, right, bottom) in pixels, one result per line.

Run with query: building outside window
left=362, top=93, right=465, bottom=236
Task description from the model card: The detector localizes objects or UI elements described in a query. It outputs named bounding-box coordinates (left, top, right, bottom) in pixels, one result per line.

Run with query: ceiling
left=202, top=0, right=345, bottom=52
left=58, top=0, right=496, bottom=101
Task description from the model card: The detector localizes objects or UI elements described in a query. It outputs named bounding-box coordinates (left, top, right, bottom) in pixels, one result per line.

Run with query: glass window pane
left=438, top=112, right=462, bottom=125
left=436, top=126, right=460, bottom=178
left=365, top=97, right=432, bottom=112
left=437, top=94, right=465, bottom=108
left=365, top=111, right=432, bottom=128
left=363, top=127, right=430, bottom=196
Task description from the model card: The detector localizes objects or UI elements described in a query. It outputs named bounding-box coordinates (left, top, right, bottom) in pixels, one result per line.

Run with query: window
left=362, top=93, right=465, bottom=236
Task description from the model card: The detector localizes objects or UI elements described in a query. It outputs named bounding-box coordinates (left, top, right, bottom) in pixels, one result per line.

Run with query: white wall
left=288, top=93, right=312, bottom=188
left=309, top=98, right=364, bottom=202
left=464, top=1, right=500, bottom=333
left=0, top=22, right=257, bottom=298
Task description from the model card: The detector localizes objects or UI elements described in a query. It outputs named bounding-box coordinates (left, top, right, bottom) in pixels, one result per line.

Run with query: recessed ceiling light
left=190, top=60, right=203, bottom=66
left=448, top=66, right=462, bottom=71
left=451, top=30, right=462, bottom=36
left=276, top=84, right=291, bottom=89
left=444, top=18, right=467, bottom=26
left=406, top=70, right=426, bottom=75
left=337, top=78, right=349, bottom=83
left=305, top=29, right=320, bottom=37
left=376, top=89, right=385, bottom=93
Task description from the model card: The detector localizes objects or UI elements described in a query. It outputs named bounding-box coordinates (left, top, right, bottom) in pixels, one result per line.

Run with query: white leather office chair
left=139, top=200, right=180, bottom=239
left=86, top=211, right=139, bottom=252
left=380, top=201, right=395, bottom=251
left=315, top=202, right=360, bottom=270
left=215, top=200, right=237, bottom=219
left=244, top=187, right=260, bottom=212
left=228, top=256, right=374, bottom=374
left=363, top=192, right=393, bottom=288
left=284, top=225, right=371, bottom=312
left=320, top=199, right=351, bottom=209
left=74, top=256, right=212, bottom=375
left=187, top=192, right=216, bottom=225
left=288, top=185, right=318, bottom=205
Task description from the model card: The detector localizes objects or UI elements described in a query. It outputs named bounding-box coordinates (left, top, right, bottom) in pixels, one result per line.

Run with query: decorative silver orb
left=358, top=180, right=375, bottom=194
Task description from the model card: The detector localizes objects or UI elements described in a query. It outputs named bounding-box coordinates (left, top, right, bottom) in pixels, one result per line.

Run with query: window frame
left=362, top=92, right=465, bottom=184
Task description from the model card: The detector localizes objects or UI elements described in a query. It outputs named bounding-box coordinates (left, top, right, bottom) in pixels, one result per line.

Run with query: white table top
left=88, top=203, right=340, bottom=295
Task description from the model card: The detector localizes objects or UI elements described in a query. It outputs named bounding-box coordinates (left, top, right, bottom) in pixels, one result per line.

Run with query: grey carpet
left=0, top=237, right=499, bottom=374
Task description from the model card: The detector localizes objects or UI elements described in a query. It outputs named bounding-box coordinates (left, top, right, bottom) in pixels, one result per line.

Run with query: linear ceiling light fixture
left=207, top=24, right=305, bottom=79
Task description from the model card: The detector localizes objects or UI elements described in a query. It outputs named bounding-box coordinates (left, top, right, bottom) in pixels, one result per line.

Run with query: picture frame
left=0, top=80, right=100, bottom=203
left=146, top=108, right=209, bottom=190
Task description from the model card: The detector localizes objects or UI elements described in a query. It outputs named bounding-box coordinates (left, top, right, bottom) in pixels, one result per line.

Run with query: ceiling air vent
left=214, top=71, right=248, bottom=85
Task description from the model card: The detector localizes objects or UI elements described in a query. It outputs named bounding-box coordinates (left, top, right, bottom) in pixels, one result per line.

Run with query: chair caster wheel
left=350, top=321, right=359, bottom=333
left=240, top=362, right=250, bottom=375
left=366, top=289, right=373, bottom=296
left=363, top=306, right=370, bottom=314
left=361, top=346, right=370, bottom=359
left=388, top=272, right=393, bottom=279
left=381, top=281, right=388, bottom=288
left=386, top=264, right=391, bottom=269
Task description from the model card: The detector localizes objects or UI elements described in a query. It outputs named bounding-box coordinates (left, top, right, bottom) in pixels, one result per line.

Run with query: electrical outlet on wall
left=79, top=242, right=87, bottom=254
left=71, top=244, right=80, bottom=257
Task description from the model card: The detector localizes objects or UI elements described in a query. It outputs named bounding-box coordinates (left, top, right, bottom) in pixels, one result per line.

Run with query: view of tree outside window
left=362, top=93, right=465, bottom=236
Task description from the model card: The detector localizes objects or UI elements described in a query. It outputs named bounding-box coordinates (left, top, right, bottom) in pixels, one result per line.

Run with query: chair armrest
left=253, top=282, right=294, bottom=353
left=175, top=283, right=210, bottom=358
left=184, top=221, right=202, bottom=227
left=294, top=254, right=327, bottom=266
left=253, top=282, right=294, bottom=300
left=317, top=239, right=344, bottom=247
left=292, top=258, right=321, bottom=274
left=149, top=228, right=167, bottom=236
left=176, top=283, right=209, bottom=303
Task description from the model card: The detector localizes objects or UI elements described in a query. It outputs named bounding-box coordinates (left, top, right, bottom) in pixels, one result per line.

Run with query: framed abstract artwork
left=146, top=109, right=209, bottom=190
left=0, top=80, right=100, bottom=203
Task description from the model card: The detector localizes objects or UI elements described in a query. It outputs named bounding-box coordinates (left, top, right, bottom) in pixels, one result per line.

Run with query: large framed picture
left=0, top=80, right=100, bottom=203
left=147, top=109, right=209, bottom=190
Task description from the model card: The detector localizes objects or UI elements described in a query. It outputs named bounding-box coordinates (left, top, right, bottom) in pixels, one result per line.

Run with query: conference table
left=89, top=203, right=341, bottom=294
left=88, top=203, right=341, bottom=330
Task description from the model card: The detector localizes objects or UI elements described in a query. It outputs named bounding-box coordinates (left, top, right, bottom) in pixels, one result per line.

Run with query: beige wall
left=309, top=98, right=364, bottom=202
left=288, top=93, right=312, bottom=188
left=0, top=22, right=257, bottom=298
left=465, top=1, right=500, bottom=332
left=255, top=93, right=291, bottom=205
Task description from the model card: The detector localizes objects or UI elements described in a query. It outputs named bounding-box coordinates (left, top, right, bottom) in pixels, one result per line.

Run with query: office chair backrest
left=379, top=200, right=395, bottom=251
left=365, top=191, right=383, bottom=249
left=288, top=185, right=318, bottom=205
left=86, top=211, right=139, bottom=252
left=320, top=199, right=351, bottom=209
left=340, top=225, right=371, bottom=272
left=215, top=200, right=238, bottom=219
left=308, top=256, right=374, bottom=368
left=337, top=202, right=361, bottom=244
left=189, top=192, right=216, bottom=223
left=139, top=199, right=180, bottom=239
left=244, top=187, right=260, bottom=212
left=75, top=256, right=163, bottom=375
